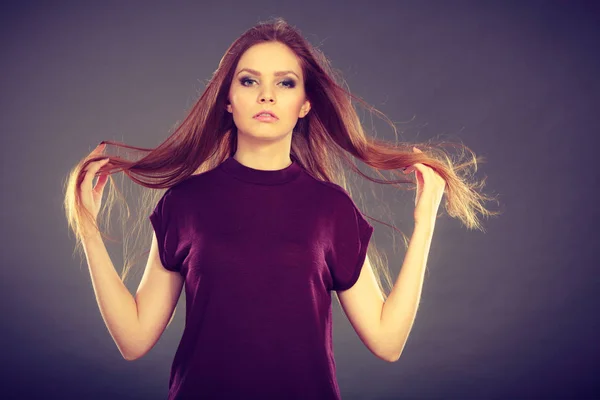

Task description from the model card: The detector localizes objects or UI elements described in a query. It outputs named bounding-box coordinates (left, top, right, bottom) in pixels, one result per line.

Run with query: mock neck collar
left=219, top=154, right=302, bottom=185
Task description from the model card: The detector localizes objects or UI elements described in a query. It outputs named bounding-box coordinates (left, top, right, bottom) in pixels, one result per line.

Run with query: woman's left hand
left=403, top=147, right=447, bottom=226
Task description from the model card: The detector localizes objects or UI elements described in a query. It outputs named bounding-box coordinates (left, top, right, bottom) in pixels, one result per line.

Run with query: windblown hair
left=63, top=17, right=499, bottom=303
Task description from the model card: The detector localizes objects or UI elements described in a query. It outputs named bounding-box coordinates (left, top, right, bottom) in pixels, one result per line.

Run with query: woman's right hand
left=80, top=143, right=111, bottom=225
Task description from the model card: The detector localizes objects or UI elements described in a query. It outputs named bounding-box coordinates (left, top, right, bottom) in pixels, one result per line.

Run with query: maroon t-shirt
left=149, top=154, right=374, bottom=399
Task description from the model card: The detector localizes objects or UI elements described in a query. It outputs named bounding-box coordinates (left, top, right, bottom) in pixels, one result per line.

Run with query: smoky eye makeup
left=238, top=76, right=296, bottom=88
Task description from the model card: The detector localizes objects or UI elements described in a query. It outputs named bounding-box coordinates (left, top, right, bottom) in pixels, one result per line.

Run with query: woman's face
left=227, top=41, right=311, bottom=140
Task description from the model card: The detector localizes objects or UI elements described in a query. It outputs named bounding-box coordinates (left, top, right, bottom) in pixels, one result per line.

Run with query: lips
left=253, top=110, right=278, bottom=119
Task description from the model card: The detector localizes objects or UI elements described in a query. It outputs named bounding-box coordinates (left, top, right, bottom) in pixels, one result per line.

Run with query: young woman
left=64, top=17, right=497, bottom=400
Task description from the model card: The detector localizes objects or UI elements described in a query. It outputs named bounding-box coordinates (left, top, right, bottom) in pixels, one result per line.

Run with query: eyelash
left=239, top=76, right=296, bottom=89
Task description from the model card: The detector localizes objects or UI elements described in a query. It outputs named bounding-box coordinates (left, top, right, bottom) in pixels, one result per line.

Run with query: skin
left=226, top=41, right=311, bottom=171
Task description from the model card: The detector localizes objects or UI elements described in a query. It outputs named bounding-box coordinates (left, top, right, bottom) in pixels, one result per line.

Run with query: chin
left=242, top=131, right=291, bottom=141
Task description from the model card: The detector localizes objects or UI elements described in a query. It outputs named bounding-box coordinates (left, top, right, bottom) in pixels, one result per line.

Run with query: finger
left=92, top=142, right=106, bottom=154
left=411, top=162, right=434, bottom=177
left=414, top=174, right=422, bottom=206
left=85, top=144, right=106, bottom=165
left=82, top=156, right=110, bottom=172
left=82, top=158, right=110, bottom=190
left=412, top=163, right=425, bottom=179
left=93, top=173, right=109, bottom=193
left=403, top=146, right=423, bottom=173
left=411, top=164, right=427, bottom=190
left=408, top=163, right=427, bottom=177
left=85, top=145, right=106, bottom=166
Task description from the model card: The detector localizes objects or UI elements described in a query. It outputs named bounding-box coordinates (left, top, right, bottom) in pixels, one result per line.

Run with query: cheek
left=229, top=88, right=250, bottom=107
left=291, top=98, right=306, bottom=115
left=280, top=93, right=305, bottom=114
left=292, top=90, right=307, bottom=108
left=229, top=92, right=241, bottom=107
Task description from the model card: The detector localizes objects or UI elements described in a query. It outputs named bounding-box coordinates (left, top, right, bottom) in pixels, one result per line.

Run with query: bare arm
left=379, top=222, right=433, bottom=361
left=82, top=230, right=184, bottom=360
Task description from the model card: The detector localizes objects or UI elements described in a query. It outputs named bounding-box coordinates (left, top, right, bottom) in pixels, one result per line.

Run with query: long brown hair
left=63, top=17, right=499, bottom=300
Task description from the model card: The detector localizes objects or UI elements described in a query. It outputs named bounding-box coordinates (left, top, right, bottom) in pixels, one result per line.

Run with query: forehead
left=235, top=42, right=302, bottom=77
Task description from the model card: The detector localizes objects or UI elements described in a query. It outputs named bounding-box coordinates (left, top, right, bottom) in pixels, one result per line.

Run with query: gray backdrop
left=1, top=1, right=598, bottom=399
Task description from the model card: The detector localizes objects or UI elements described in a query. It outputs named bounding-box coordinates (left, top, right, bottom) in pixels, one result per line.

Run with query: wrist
left=80, top=223, right=102, bottom=241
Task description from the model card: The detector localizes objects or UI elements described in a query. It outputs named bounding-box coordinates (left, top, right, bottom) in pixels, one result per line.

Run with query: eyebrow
left=236, top=68, right=300, bottom=79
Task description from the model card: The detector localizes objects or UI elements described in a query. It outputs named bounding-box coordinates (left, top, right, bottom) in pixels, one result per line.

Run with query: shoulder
left=312, top=179, right=350, bottom=197
left=304, top=176, right=362, bottom=213
left=165, top=167, right=218, bottom=195
left=154, top=169, right=216, bottom=211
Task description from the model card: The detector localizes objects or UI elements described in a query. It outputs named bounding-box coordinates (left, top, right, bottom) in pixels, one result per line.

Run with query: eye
left=281, top=79, right=296, bottom=88
left=239, top=77, right=256, bottom=87
left=238, top=76, right=296, bottom=88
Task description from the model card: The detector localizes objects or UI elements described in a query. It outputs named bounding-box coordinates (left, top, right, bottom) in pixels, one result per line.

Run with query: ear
left=226, top=103, right=232, bottom=113
left=299, top=100, right=311, bottom=118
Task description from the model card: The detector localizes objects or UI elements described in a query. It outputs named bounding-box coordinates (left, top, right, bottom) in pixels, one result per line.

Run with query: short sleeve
left=326, top=195, right=374, bottom=291
left=149, top=188, right=183, bottom=273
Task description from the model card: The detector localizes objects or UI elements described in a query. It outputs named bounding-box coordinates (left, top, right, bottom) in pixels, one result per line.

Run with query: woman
left=64, top=17, right=497, bottom=400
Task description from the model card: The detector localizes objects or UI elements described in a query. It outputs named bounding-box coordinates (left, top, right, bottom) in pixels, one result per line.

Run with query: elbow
left=375, top=336, right=403, bottom=363
left=123, top=352, right=139, bottom=361
left=386, top=344, right=405, bottom=362
left=118, top=332, right=150, bottom=361
left=377, top=325, right=407, bottom=362
left=374, top=346, right=401, bottom=363
left=378, top=351, right=400, bottom=363
left=122, top=344, right=150, bottom=361
left=374, top=333, right=402, bottom=363
left=119, top=343, right=146, bottom=361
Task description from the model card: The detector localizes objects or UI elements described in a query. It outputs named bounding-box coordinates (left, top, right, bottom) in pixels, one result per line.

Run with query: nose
left=259, top=91, right=275, bottom=104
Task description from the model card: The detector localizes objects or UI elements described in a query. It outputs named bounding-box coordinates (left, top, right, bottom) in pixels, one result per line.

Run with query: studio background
left=1, top=1, right=598, bottom=399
